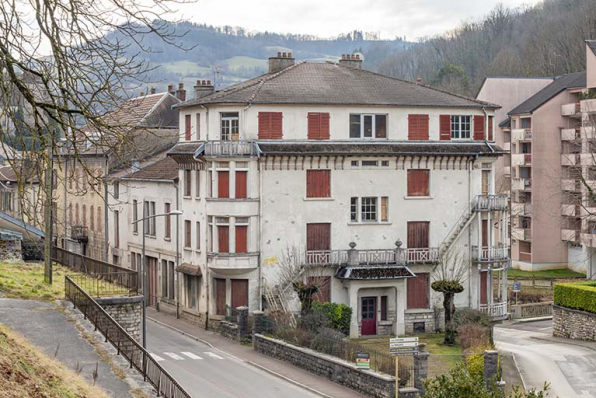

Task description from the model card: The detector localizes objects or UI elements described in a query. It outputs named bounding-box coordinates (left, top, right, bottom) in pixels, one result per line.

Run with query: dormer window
left=221, top=112, right=239, bottom=141
left=349, top=114, right=387, bottom=139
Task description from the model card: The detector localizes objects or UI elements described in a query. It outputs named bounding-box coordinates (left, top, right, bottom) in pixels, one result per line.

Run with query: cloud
left=177, top=0, right=542, bottom=40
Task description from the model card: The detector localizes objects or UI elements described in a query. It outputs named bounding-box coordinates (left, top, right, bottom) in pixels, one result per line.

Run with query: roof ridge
left=337, top=63, right=499, bottom=108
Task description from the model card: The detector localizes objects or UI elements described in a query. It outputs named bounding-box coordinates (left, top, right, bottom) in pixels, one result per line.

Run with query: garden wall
left=553, top=305, right=596, bottom=341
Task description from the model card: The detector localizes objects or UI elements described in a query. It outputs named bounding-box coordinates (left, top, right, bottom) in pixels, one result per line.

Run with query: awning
left=336, top=265, right=415, bottom=280
left=175, top=263, right=203, bottom=276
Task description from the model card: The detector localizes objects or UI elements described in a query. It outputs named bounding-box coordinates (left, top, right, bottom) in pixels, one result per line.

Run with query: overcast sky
left=176, top=0, right=542, bottom=40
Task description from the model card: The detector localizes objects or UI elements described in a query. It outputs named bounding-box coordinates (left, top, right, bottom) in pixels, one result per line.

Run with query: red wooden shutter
left=474, top=115, right=485, bottom=140
left=218, top=171, right=229, bottom=198
left=308, top=113, right=330, bottom=140
left=165, top=203, right=171, bottom=239
left=306, top=223, right=331, bottom=251
left=407, top=170, right=429, bottom=196
left=218, top=225, right=229, bottom=253
left=235, top=225, right=248, bottom=253
left=215, top=278, right=226, bottom=315
left=185, top=115, right=191, bottom=140
left=258, top=112, right=283, bottom=139
left=480, top=272, right=488, bottom=305
left=488, top=116, right=494, bottom=141
left=407, top=222, right=429, bottom=248
left=407, top=273, right=429, bottom=309
left=440, top=115, right=451, bottom=141
left=185, top=220, right=191, bottom=247
left=408, top=114, right=429, bottom=140
left=306, top=170, right=331, bottom=198
left=235, top=171, right=247, bottom=199
left=231, top=279, right=249, bottom=308
left=381, top=295, right=388, bottom=320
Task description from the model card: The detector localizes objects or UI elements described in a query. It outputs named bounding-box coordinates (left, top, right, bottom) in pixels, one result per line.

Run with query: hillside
left=377, top=0, right=596, bottom=96
left=109, top=23, right=409, bottom=92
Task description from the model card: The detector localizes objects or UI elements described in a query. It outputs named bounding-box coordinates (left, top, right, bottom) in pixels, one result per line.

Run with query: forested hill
left=377, top=0, right=596, bottom=97
left=113, top=23, right=409, bottom=92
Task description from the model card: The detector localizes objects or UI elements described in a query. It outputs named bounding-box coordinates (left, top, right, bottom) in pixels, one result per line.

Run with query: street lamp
left=132, top=207, right=183, bottom=348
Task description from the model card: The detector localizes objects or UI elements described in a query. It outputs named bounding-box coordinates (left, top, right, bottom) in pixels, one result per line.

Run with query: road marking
left=150, top=353, right=165, bottom=362
left=205, top=352, right=224, bottom=359
left=181, top=352, right=203, bottom=360
left=164, top=352, right=185, bottom=360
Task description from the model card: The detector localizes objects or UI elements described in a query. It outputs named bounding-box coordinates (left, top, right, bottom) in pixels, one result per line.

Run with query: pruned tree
left=432, top=248, right=469, bottom=345
left=0, top=0, right=195, bottom=281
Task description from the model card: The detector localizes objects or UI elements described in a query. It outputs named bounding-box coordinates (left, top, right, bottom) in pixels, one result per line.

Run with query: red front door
left=361, top=297, right=377, bottom=336
left=148, top=257, right=158, bottom=306
left=215, top=278, right=226, bottom=315
left=231, top=279, right=249, bottom=309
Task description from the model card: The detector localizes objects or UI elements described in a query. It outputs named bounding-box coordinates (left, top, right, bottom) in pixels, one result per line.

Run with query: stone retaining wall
left=218, top=321, right=239, bottom=341
left=96, top=296, right=142, bottom=342
left=553, top=304, right=596, bottom=341
left=253, top=334, right=418, bottom=398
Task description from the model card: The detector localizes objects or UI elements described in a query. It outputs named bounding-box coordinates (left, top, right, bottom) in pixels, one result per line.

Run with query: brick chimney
left=338, top=54, right=363, bottom=69
left=175, top=82, right=186, bottom=101
left=194, top=80, right=214, bottom=99
left=149, top=86, right=156, bottom=94
left=167, top=84, right=175, bottom=96
left=268, top=51, right=295, bottom=74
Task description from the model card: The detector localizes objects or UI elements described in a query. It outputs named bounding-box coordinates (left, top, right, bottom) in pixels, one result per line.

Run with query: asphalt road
left=146, top=320, right=319, bottom=398
left=495, top=320, right=596, bottom=398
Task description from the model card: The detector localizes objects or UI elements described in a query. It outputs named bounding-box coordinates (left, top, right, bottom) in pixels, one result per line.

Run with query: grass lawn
left=508, top=268, right=586, bottom=279
left=0, top=323, right=109, bottom=397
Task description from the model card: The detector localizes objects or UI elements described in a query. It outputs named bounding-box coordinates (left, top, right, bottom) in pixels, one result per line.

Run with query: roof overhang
left=175, top=263, right=202, bottom=276
left=336, top=265, right=415, bottom=280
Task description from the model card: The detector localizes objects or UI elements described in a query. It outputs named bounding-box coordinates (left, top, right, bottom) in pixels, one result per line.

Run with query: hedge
left=554, top=281, right=596, bottom=314
left=311, top=302, right=352, bottom=335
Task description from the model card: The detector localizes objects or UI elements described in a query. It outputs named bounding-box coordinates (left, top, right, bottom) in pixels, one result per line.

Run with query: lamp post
left=132, top=207, right=182, bottom=348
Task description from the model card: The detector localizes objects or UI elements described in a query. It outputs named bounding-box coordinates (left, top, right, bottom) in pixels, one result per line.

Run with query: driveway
left=495, top=320, right=596, bottom=397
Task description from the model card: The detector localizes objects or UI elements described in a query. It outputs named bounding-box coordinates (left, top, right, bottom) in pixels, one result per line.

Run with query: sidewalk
left=146, top=308, right=366, bottom=398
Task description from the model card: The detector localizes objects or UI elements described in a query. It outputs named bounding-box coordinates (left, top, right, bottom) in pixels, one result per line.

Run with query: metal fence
left=65, top=275, right=191, bottom=398
left=67, top=273, right=139, bottom=298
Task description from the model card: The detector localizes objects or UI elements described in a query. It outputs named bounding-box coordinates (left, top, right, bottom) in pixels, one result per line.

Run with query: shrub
left=454, top=308, right=492, bottom=329
left=458, top=323, right=491, bottom=351
left=311, top=302, right=352, bottom=335
left=299, top=310, right=330, bottom=333
left=554, top=281, right=596, bottom=314
left=310, top=327, right=348, bottom=357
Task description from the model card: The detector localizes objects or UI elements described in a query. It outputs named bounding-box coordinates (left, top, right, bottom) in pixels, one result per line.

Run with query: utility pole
left=43, top=139, right=54, bottom=284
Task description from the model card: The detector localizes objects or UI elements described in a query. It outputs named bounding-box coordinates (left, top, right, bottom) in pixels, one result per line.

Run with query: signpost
left=356, top=352, right=370, bottom=369
left=389, top=337, right=419, bottom=398
left=513, top=281, right=521, bottom=304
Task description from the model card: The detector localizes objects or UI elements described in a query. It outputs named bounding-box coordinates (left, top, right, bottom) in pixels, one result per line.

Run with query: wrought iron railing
left=67, top=273, right=139, bottom=298
left=474, top=195, right=508, bottom=211
left=65, top=276, right=191, bottom=398
left=53, top=246, right=136, bottom=278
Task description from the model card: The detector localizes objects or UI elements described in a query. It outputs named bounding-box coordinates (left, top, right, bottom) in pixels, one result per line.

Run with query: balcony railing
left=471, top=246, right=510, bottom=262
left=305, top=247, right=440, bottom=267
left=512, top=178, right=531, bottom=191
left=512, top=129, right=532, bottom=141
left=203, top=140, right=259, bottom=157
left=561, top=127, right=581, bottom=141
left=70, top=225, right=88, bottom=241
left=561, top=229, right=577, bottom=242
left=479, top=301, right=508, bottom=319
left=524, top=153, right=532, bottom=164
left=562, top=102, right=581, bottom=116
left=474, top=195, right=508, bottom=211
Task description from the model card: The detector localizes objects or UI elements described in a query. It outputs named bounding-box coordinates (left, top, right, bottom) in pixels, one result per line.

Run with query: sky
left=176, top=0, right=543, bottom=41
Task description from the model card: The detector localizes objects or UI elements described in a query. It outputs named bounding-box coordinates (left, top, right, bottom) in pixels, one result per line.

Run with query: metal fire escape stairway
left=438, top=197, right=479, bottom=257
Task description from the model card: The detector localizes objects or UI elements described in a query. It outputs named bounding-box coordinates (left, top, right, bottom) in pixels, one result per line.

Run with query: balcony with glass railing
left=561, top=127, right=581, bottom=141
left=512, top=178, right=532, bottom=191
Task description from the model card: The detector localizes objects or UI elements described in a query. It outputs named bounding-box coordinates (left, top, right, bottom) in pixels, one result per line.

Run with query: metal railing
left=53, top=246, right=137, bottom=279
left=471, top=246, right=510, bottom=262
left=474, top=194, right=508, bottom=211
left=67, top=273, right=139, bottom=298
left=203, top=140, right=258, bottom=157
left=479, top=301, right=508, bottom=318
left=65, top=276, right=191, bottom=398
left=70, top=225, right=89, bottom=240
left=305, top=248, right=439, bottom=266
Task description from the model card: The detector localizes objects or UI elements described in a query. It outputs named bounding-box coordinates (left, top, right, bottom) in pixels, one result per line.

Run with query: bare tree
left=0, top=0, right=195, bottom=281
left=432, top=248, right=469, bottom=345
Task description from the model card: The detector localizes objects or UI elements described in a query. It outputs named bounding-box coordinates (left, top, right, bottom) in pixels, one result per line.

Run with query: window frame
left=164, top=202, right=171, bottom=240
left=451, top=115, right=471, bottom=140
left=184, top=170, right=192, bottom=197
left=184, top=220, right=192, bottom=249
left=132, top=199, right=138, bottom=234
left=220, top=112, right=239, bottom=141
left=349, top=114, right=387, bottom=139
left=350, top=196, right=389, bottom=223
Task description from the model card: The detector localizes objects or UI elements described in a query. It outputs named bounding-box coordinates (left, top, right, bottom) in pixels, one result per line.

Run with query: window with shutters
left=184, top=220, right=191, bottom=248
left=195, top=170, right=200, bottom=197
left=381, top=295, right=388, bottom=320
left=407, top=222, right=430, bottom=248
left=217, top=220, right=230, bottom=253
left=185, top=114, right=191, bottom=141
left=407, top=170, right=430, bottom=197
left=196, top=221, right=201, bottom=251
left=408, top=114, right=429, bottom=140
left=195, top=113, right=200, bottom=140
left=184, top=170, right=192, bottom=197
left=132, top=200, right=138, bottom=234
left=235, top=170, right=248, bottom=199
left=164, top=203, right=171, bottom=240
left=221, top=112, right=239, bottom=141
left=235, top=218, right=248, bottom=253
left=473, top=115, right=485, bottom=140
left=350, top=197, right=389, bottom=223
left=218, top=170, right=229, bottom=198
left=407, top=273, right=430, bottom=309
left=258, top=112, right=283, bottom=139
left=307, top=113, right=330, bottom=140
left=451, top=115, right=471, bottom=139
left=349, top=114, right=387, bottom=139
left=306, top=223, right=331, bottom=252
left=306, top=170, right=331, bottom=198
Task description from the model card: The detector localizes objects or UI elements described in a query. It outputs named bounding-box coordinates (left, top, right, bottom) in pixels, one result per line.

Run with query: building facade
left=164, top=54, right=509, bottom=337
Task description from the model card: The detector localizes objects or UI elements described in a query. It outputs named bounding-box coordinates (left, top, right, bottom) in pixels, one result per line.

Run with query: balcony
left=207, top=252, right=259, bottom=274
left=479, top=301, right=508, bottom=320
left=581, top=126, right=596, bottom=139
left=561, top=229, right=577, bottom=242
left=581, top=153, right=596, bottom=166
left=562, top=179, right=581, bottom=191
left=561, top=154, right=578, bottom=166
left=512, top=153, right=532, bottom=166
left=512, top=178, right=532, bottom=191
left=580, top=98, right=596, bottom=114
left=70, top=225, right=88, bottom=243
left=472, top=246, right=510, bottom=262
left=201, top=141, right=259, bottom=157
left=561, top=128, right=581, bottom=141
left=562, top=102, right=581, bottom=117
left=512, top=129, right=532, bottom=142
left=305, top=247, right=440, bottom=267
left=473, top=194, right=508, bottom=211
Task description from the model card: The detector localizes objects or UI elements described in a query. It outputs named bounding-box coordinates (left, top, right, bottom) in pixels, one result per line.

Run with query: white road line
left=181, top=352, right=203, bottom=360
left=205, top=352, right=224, bottom=359
left=150, top=353, right=165, bottom=362
left=164, top=352, right=185, bottom=360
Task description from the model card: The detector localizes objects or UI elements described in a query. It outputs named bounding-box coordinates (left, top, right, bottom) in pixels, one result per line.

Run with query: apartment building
left=55, top=88, right=180, bottom=260
left=165, top=53, right=509, bottom=338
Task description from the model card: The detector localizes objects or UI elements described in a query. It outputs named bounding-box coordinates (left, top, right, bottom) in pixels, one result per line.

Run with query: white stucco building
left=163, top=53, right=510, bottom=337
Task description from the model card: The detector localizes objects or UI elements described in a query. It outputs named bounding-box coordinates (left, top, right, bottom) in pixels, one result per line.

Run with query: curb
left=530, top=335, right=596, bottom=352
left=510, top=316, right=552, bottom=324
left=511, top=353, right=527, bottom=392
left=146, top=316, right=332, bottom=398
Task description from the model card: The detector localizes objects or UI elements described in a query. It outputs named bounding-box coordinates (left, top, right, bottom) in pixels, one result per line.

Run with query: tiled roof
left=175, top=62, right=499, bottom=109
left=587, top=40, right=596, bottom=56
left=120, top=156, right=178, bottom=181
left=509, top=72, right=586, bottom=115
left=256, top=141, right=504, bottom=157
left=498, top=118, right=511, bottom=128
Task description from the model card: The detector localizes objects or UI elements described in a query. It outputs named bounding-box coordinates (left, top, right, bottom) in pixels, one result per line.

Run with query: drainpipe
left=175, top=180, right=180, bottom=318
left=103, top=156, right=109, bottom=262
left=482, top=107, right=489, bottom=141
left=468, top=155, right=477, bottom=307
left=258, top=158, right=263, bottom=311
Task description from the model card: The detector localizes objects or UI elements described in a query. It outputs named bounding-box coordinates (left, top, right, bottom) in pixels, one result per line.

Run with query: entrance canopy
left=336, top=265, right=415, bottom=280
